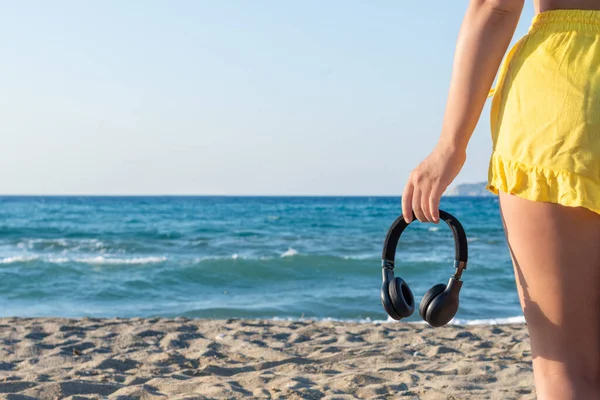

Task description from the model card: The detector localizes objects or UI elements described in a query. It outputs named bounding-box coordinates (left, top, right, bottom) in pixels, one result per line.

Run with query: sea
left=0, top=196, right=524, bottom=325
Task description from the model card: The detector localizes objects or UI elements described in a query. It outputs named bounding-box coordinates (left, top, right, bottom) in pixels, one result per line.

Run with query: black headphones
left=380, top=210, right=468, bottom=327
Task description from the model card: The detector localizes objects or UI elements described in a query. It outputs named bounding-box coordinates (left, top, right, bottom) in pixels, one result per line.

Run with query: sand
left=0, top=317, right=534, bottom=399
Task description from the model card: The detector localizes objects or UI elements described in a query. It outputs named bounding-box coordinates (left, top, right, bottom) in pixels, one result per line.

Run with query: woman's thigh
left=499, top=191, right=600, bottom=384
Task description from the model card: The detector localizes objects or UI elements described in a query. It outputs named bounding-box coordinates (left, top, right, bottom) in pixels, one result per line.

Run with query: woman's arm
left=402, top=0, right=524, bottom=224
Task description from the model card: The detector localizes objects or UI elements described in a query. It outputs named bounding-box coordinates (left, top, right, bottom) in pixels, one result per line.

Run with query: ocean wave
left=189, top=252, right=449, bottom=264
left=193, top=249, right=301, bottom=261
left=280, top=248, right=298, bottom=258
left=342, top=254, right=375, bottom=260
left=194, top=254, right=255, bottom=262
left=0, top=251, right=456, bottom=266
left=70, top=256, right=167, bottom=265
left=18, top=238, right=107, bottom=251
left=0, top=255, right=39, bottom=264
left=198, top=251, right=447, bottom=263
left=0, top=255, right=166, bottom=265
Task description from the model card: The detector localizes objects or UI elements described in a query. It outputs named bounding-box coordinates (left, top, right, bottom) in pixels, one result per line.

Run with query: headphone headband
left=381, top=210, right=468, bottom=269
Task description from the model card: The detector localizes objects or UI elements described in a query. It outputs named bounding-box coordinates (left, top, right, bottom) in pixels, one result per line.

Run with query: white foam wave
left=428, top=227, right=440, bottom=232
left=272, top=316, right=379, bottom=324
left=71, top=256, right=167, bottom=265
left=272, top=315, right=526, bottom=325
left=1, top=251, right=459, bottom=266
left=194, top=254, right=259, bottom=262
left=19, top=238, right=106, bottom=250
left=449, top=315, right=525, bottom=325
left=48, top=257, right=70, bottom=263
left=0, top=255, right=166, bottom=265
left=280, top=248, right=298, bottom=258
left=343, top=254, right=376, bottom=260
left=405, top=255, right=451, bottom=263
left=0, top=255, right=39, bottom=264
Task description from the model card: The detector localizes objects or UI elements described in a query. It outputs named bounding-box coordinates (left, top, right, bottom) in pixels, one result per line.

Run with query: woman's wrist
left=437, top=135, right=468, bottom=156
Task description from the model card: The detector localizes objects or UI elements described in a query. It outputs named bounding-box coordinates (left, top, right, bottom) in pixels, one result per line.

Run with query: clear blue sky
left=0, top=1, right=536, bottom=195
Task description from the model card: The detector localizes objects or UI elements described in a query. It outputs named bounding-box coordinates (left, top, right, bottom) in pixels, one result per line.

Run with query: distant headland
left=445, top=181, right=494, bottom=197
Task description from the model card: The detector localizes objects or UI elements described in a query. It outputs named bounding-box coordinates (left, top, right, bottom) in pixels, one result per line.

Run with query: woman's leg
left=499, top=191, right=600, bottom=400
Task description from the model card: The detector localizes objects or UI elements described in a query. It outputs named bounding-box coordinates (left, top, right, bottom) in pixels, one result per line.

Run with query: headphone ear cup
left=425, top=288, right=460, bottom=327
left=381, top=280, right=402, bottom=320
left=419, top=283, right=447, bottom=321
left=388, top=277, right=415, bottom=318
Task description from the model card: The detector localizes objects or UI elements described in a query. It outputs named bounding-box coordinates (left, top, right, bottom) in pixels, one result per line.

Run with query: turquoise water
left=0, top=196, right=522, bottom=323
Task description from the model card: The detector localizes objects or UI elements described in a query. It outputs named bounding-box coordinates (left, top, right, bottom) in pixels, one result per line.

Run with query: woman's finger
left=412, top=187, right=426, bottom=222
left=402, top=181, right=414, bottom=223
left=421, top=187, right=433, bottom=222
left=429, top=187, right=442, bottom=224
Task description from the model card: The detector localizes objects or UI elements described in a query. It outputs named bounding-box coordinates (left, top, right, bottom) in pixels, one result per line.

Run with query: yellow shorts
left=486, top=10, right=600, bottom=214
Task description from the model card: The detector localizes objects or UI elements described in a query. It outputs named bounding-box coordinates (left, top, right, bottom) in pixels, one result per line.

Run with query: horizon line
left=0, top=193, right=494, bottom=198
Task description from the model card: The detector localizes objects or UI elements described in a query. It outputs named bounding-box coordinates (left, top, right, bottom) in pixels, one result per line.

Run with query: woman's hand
left=402, top=142, right=466, bottom=224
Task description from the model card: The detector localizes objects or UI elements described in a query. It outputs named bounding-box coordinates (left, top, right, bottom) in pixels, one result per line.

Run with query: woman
left=402, top=1, right=600, bottom=399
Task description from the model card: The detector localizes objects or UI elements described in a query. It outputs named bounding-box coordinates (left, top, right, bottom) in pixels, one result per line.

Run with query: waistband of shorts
left=530, top=9, right=600, bottom=34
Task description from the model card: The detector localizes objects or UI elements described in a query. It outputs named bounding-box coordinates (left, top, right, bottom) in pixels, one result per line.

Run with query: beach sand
left=0, top=318, right=534, bottom=399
